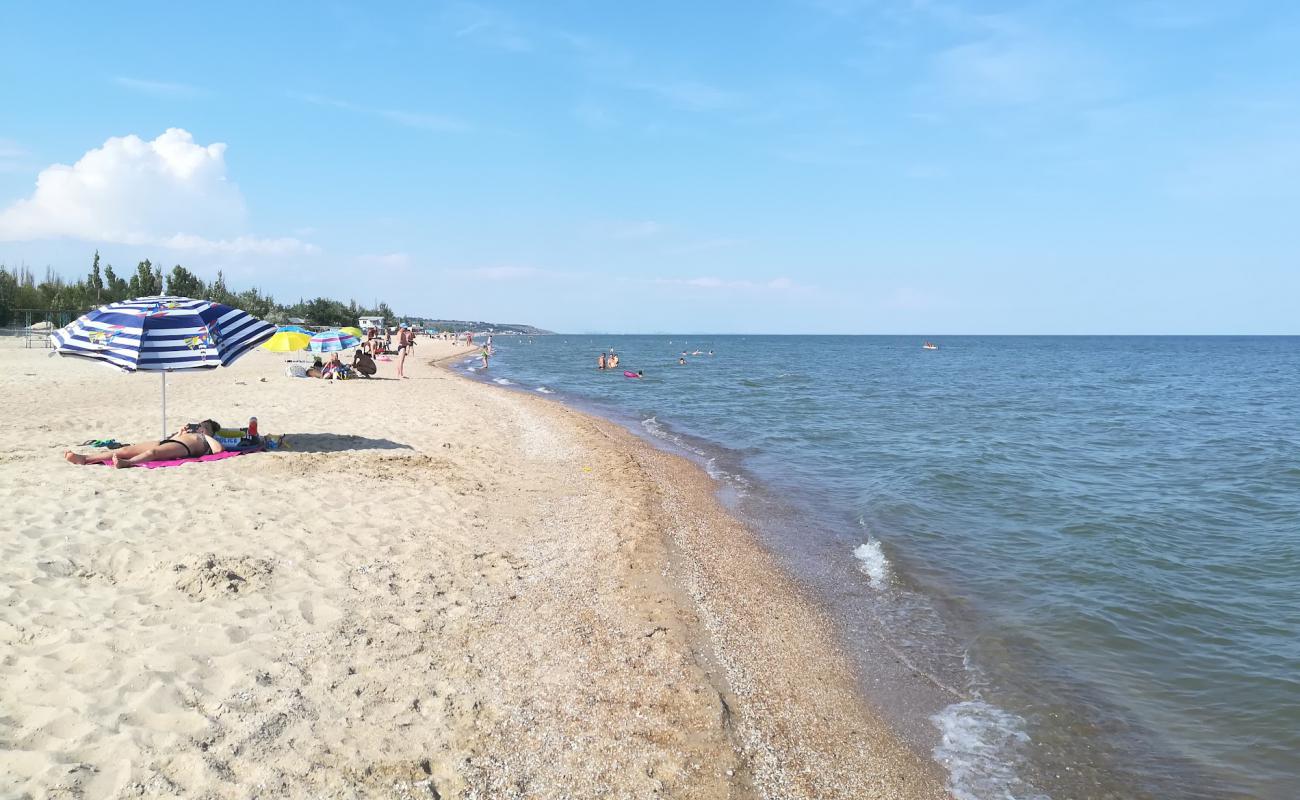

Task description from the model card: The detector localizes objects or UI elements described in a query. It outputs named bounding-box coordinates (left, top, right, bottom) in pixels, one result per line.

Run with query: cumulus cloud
left=0, top=128, right=316, bottom=254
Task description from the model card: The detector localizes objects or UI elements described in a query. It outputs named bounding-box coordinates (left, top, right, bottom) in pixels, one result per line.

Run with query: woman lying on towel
left=65, top=420, right=224, bottom=468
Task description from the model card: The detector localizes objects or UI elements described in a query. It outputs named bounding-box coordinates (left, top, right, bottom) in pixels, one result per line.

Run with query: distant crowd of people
left=289, top=326, right=494, bottom=381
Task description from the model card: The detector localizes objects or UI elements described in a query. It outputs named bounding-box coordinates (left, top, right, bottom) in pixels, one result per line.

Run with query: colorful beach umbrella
left=340, top=326, right=364, bottom=338
left=262, top=330, right=312, bottom=352
left=51, top=295, right=276, bottom=437
left=278, top=324, right=311, bottom=334
left=308, top=329, right=361, bottom=353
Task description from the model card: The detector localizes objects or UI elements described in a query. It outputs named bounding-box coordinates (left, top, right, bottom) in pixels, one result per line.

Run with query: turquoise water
left=465, top=336, right=1299, bottom=800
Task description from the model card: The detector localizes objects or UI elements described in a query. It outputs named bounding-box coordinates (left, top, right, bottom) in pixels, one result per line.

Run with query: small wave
left=932, top=701, right=1049, bottom=800
left=641, top=416, right=703, bottom=456
left=643, top=417, right=748, bottom=496
left=642, top=416, right=668, bottom=439
left=494, top=378, right=513, bottom=385
left=534, top=386, right=554, bottom=394
left=853, top=541, right=891, bottom=589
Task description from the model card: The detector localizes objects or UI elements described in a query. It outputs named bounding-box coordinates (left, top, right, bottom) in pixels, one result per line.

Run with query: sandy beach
left=0, top=337, right=947, bottom=799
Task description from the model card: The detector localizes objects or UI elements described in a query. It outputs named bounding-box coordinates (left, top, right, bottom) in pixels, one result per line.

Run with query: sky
left=2, top=0, right=1299, bottom=334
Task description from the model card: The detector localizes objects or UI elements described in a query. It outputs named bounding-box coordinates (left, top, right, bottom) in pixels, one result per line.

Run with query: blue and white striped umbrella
left=308, top=329, right=362, bottom=353
left=52, top=295, right=276, bottom=436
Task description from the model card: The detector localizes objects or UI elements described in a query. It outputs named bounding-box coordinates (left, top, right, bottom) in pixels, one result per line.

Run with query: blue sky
left=2, top=0, right=1298, bottom=333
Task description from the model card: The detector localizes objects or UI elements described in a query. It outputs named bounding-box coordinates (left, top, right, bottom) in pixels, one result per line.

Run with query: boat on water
left=922, top=341, right=938, bottom=350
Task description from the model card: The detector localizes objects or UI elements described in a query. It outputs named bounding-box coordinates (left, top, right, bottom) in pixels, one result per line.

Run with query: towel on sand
left=93, top=447, right=265, bottom=469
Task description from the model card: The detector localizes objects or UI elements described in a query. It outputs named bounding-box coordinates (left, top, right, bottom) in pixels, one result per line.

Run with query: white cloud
left=161, top=234, right=318, bottom=255
left=114, top=76, right=202, bottom=98
left=0, top=128, right=316, bottom=254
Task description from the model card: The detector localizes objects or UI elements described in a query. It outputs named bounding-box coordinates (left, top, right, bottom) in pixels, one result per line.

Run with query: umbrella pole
left=161, top=371, right=167, bottom=439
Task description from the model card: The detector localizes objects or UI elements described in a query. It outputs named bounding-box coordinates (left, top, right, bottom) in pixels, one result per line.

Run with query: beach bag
left=286, top=364, right=308, bottom=378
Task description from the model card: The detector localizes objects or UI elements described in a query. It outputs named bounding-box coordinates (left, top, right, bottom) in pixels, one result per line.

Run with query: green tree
left=0, top=267, right=18, bottom=326
left=103, top=264, right=129, bottom=301
left=208, top=270, right=235, bottom=305
left=303, top=296, right=352, bottom=326
left=88, top=251, right=104, bottom=303
left=234, top=287, right=275, bottom=318
left=127, top=259, right=162, bottom=297
left=165, top=265, right=205, bottom=298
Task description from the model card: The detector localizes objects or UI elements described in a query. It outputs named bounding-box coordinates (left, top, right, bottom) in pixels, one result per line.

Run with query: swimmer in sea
left=678, top=357, right=686, bottom=365
left=597, top=352, right=607, bottom=370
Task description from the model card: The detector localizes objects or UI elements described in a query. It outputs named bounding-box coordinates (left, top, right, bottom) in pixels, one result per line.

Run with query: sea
left=459, top=335, right=1298, bottom=800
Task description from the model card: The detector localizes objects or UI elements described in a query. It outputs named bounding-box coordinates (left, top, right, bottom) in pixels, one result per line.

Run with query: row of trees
left=0, top=252, right=396, bottom=328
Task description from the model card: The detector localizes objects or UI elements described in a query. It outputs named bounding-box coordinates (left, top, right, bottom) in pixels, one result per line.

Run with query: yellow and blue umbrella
left=340, top=326, right=364, bottom=339
left=262, top=331, right=311, bottom=352
left=309, top=329, right=362, bottom=353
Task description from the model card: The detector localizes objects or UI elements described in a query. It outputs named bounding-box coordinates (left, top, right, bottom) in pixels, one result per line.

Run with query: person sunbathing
left=65, top=420, right=224, bottom=468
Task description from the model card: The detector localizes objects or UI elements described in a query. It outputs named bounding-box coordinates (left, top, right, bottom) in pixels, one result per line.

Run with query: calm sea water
left=463, top=335, right=1299, bottom=800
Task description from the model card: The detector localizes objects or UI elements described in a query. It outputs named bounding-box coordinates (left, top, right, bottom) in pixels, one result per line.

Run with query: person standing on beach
left=396, top=326, right=410, bottom=378
left=481, top=345, right=491, bottom=369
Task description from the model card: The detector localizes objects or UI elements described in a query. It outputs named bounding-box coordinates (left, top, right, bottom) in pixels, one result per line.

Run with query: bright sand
left=0, top=338, right=948, bottom=799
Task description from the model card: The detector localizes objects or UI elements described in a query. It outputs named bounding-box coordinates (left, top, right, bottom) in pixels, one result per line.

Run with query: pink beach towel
left=93, top=449, right=263, bottom=469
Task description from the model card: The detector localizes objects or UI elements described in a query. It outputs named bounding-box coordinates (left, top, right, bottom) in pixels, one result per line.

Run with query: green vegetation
left=0, top=251, right=395, bottom=328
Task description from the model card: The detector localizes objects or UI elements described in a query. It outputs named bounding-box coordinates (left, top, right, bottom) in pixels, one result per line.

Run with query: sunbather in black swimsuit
left=158, top=436, right=210, bottom=458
